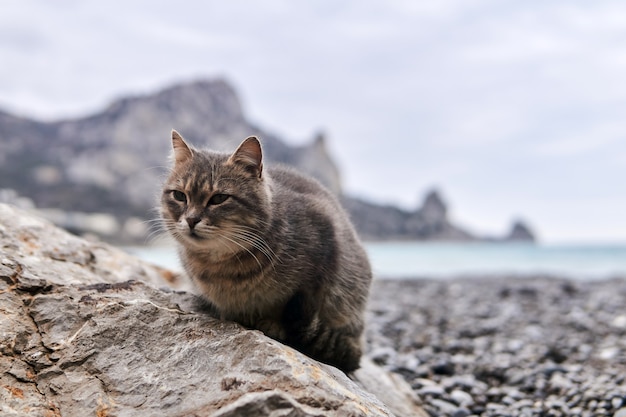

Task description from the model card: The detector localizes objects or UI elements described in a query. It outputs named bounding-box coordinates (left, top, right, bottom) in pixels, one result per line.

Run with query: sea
left=125, top=241, right=626, bottom=281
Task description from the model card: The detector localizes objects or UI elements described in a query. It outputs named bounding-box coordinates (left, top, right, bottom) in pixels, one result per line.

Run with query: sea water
left=125, top=242, right=626, bottom=281
left=364, top=241, right=626, bottom=279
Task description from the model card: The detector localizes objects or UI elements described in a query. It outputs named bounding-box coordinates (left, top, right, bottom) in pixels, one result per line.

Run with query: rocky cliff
left=0, top=80, right=341, bottom=219
left=0, top=203, right=426, bottom=417
left=343, top=190, right=475, bottom=241
left=0, top=79, right=534, bottom=243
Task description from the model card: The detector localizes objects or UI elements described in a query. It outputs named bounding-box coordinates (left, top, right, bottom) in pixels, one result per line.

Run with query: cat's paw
left=255, top=318, right=287, bottom=341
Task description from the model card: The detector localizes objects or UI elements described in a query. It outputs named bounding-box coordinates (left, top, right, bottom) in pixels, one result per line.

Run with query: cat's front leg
left=255, top=318, right=287, bottom=341
left=280, top=290, right=362, bottom=372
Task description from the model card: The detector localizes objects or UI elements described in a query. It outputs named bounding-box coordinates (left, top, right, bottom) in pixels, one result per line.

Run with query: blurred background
left=1, top=1, right=626, bottom=277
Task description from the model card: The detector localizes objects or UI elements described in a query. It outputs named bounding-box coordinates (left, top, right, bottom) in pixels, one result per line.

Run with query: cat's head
left=160, top=130, right=271, bottom=253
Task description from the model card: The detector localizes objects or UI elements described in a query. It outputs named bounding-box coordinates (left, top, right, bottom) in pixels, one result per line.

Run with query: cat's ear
left=171, top=130, right=193, bottom=165
left=229, top=136, right=263, bottom=178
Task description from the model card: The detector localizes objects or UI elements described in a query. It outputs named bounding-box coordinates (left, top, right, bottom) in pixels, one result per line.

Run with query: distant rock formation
left=342, top=190, right=475, bottom=241
left=342, top=190, right=535, bottom=242
left=0, top=80, right=341, bottom=220
left=0, top=203, right=427, bottom=417
left=0, top=79, right=536, bottom=243
left=505, top=220, right=536, bottom=242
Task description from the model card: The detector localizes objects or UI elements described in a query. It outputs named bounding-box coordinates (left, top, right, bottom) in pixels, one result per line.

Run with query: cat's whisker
left=224, top=233, right=269, bottom=264
left=227, top=225, right=278, bottom=255
left=226, top=224, right=273, bottom=244
left=224, top=225, right=278, bottom=258
left=144, top=218, right=183, bottom=244
left=145, top=223, right=168, bottom=241
left=145, top=229, right=167, bottom=245
left=142, top=218, right=166, bottom=225
left=215, top=232, right=264, bottom=272
left=227, top=229, right=281, bottom=268
left=141, top=164, right=169, bottom=173
left=226, top=232, right=277, bottom=271
left=213, top=234, right=246, bottom=270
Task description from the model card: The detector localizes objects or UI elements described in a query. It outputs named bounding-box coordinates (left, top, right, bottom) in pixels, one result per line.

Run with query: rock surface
left=0, top=203, right=425, bottom=417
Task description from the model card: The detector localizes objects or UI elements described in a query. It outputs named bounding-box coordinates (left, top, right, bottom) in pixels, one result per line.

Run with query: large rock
left=342, top=190, right=474, bottom=241
left=504, top=220, right=535, bottom=242
left=0, top=204, right=426, bottom=417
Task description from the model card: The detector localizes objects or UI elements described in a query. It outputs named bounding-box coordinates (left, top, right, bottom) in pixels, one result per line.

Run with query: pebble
left=395, top=352, right=420, bottom=371
left=432, top=359, right=455, bottom=375
left=511, top=399, right=533, bottom=409
left=501, top=396, right=516, bottom=406
left=418, top=384, right=445, bottom=397
left=567, top=395, right=582, bottom=407
left=569, top=406, right=583, bottom=415
left=369, top=346, right=396, bottom=365
left=430, top=398, right=459, bottom=414
left=414, top=377, right=438, bottom=387
left=365, top=277, right=626, bottom=417
left=550, top=372, right=573, bottom=390
left=611, top=315, right=626, bottom=329
left=442, top=375, right=477, bottom=389
left=598, top=346, right=620, bottom=361
left=486, top=402, right=505, bottom=411
left=450, top=389, right=473, bottom=406
left=451, top=409, right=471, bottom=417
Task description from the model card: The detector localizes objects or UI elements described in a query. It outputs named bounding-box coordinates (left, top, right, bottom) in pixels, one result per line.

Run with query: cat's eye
left=172, top=190, right=187, bottom=203
left=208, top=194, right=229, bottom=205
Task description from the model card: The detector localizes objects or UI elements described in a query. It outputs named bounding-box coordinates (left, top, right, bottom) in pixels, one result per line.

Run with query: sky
left=1, top=0, right=626, bottom=243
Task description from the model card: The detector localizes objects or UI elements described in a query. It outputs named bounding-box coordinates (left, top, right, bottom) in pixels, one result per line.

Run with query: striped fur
left=160, top=131, right=372, bottom=372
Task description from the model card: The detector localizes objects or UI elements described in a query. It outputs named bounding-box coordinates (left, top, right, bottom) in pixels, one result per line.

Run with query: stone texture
left=2, top=280, right=391, bottom=416
left=0, top=203, right=189, bottom=291
left=0, top=203, right=426, bottom=417
left=366, top=277, right=626, bottom=416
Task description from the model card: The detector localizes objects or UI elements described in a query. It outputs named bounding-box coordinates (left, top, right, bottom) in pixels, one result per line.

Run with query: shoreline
left=365, top=276, right=626, bottom=417
left=373, top=272, right=626, bottom=282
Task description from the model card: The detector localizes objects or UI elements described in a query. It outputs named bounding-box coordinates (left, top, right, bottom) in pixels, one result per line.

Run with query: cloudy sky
left=2, top=1, right=626, bottom=243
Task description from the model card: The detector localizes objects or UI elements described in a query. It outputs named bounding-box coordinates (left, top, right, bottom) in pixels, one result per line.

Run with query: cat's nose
left=186, top=215, right=201, bottom=229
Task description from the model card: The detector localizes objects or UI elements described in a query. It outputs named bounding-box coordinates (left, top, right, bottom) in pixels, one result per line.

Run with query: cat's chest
left=191, top=265, right=289, bottom=317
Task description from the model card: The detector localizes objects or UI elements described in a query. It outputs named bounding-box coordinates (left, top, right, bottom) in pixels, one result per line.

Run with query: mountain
left=343, top=190, right=474, bottom=241
left=0, top=80, right=340, bottom=218
left=0, top=79, right=534, bottom=243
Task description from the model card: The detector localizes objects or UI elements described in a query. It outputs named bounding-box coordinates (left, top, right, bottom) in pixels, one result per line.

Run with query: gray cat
left=160, top=130, right=372, bottom=372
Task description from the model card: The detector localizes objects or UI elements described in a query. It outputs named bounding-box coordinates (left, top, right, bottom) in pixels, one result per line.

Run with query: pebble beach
left=365, top=276, right=626, bottom=417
